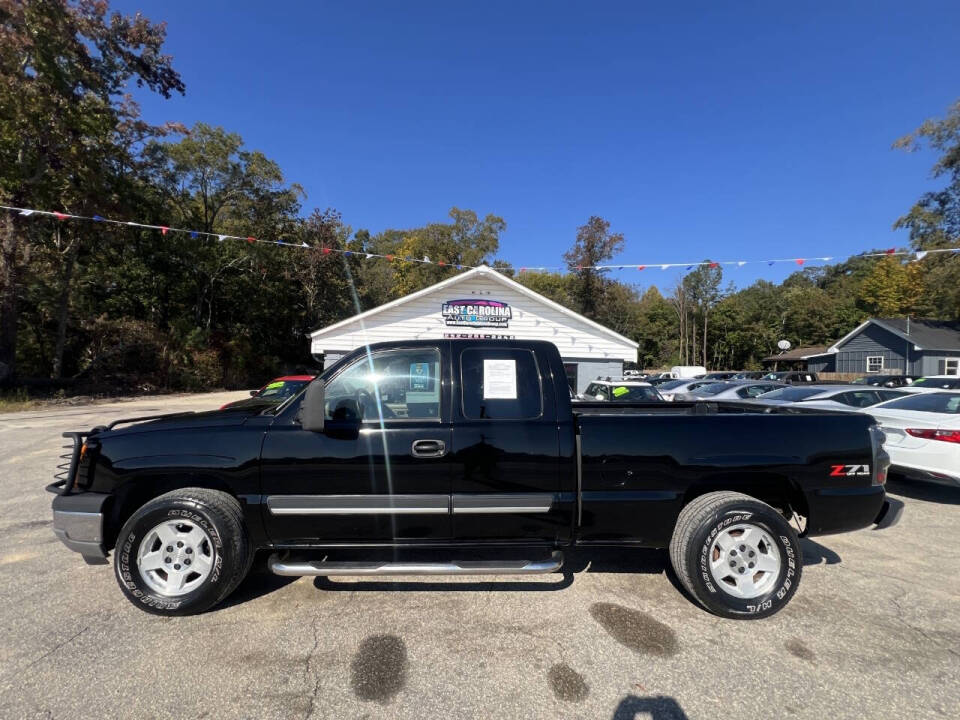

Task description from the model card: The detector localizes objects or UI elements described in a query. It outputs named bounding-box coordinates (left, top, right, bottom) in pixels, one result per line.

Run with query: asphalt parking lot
left=0, top=393, right=958, bottom=720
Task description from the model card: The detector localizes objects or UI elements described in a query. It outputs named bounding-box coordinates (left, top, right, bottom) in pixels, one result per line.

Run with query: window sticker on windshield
left=612, top=386, right=629, bottom=397
left=483, top=359, right=517, bottom=399
left=409, top=362, right=430, bottom=391
left=265, top=381, right=284, bottom=390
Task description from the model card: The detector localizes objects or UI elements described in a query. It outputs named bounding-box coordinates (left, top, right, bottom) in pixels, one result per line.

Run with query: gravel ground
left=0, top=392, right=957, bottom=720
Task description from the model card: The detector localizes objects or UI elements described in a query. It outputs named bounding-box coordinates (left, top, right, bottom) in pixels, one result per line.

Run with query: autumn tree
left=857, top=256, right=924, bottom=318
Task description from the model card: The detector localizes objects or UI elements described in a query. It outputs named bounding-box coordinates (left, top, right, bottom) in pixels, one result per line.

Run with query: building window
left=866, top=356, right=884, bottom=373
left=942, top=358, right=960, bottom=376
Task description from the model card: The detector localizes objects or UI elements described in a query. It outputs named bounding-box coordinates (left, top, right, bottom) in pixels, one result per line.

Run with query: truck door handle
left=411, top=439, right=446, bottom=458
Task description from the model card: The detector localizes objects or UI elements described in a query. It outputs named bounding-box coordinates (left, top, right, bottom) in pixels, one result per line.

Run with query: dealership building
left=309, top=265, right=638, bottom=394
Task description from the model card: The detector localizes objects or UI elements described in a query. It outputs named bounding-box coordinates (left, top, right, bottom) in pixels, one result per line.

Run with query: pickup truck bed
left=50, top=339, right=901, bottom=619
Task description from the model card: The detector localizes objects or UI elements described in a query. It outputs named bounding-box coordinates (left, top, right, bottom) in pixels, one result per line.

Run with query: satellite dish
left=777, top=340, right=792, bottom=351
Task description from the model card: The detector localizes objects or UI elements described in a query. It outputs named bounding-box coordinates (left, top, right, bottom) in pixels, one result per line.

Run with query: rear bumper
left=51, top=491, right=110, bottom=563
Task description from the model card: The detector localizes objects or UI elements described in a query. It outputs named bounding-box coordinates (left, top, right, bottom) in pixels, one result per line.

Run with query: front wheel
left=669, top=491, right=801, bottom=619
left=114, top=488, right=252, bottom=615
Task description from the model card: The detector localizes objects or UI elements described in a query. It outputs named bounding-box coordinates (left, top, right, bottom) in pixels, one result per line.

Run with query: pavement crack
left=889, top=596, right=960, bottom=662
left=302, top=612, right=322, bottom=720
left=0, top=626, right=89, bottom=682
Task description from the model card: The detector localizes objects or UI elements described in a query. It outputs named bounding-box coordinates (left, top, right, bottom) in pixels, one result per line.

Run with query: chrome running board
left=268, top=550, right=564, bottom=577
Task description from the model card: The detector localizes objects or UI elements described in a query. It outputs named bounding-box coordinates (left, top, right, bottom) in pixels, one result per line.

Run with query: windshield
left=913, top=377, right=960, bottom=388
left=759, top=386, right=823, bottom=401
left=658, top=379, right=689, bottom=391
left=694, top=382, right=732, bottom=395
left=878, top=392, right=960, bottom=413
left=606, top=385, right=661, bottom=401
left=258, top=379, right=311, bottom=400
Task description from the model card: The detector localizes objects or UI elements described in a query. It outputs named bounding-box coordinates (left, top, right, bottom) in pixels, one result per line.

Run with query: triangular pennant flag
left=160, top=226, right=169, bottom=235
left=18, top=209, right=34, bottom=216
left=821, top=256, right=833, bottom=261
left=93, top=215, right=104, bottom=222
left=637, top=265, right=645, bottom=271
left=301, top=242, right=309, bottom=248
left=915, top=250, right=928, bottom=261
left=386, top=254, right=394, bottom=261
left=768, top=261, right=775, bottom=266
left=321, top=247, right=331, bottom=255
left=685, top=265, right=693, bottom=271
left=365, top=253, right=373, bottom=259
left=709, top=262, right=719, bottom=268
left=437, top=261, right=446, bottom=266
left=455, top=264, right=462, bottom=270
left=660, top=264, right=669, bottom=270
left=218, top=235, right=226, bottom=242
left=190, top=231, right=198, bottom=239
left=519, top=267, right=526, bottom=273
left=246, top=236, right=256, bottom=244
left=422, top=256, right=431, bottom=263
left=795, top=259, right=805, bottom=266
left=54, top=212, right=68, bottom=221
left=344, top=250, right=352, bottom=257
left=737, top=261, right=747, bottom=267
left=885, top=248, right=896, bottom=255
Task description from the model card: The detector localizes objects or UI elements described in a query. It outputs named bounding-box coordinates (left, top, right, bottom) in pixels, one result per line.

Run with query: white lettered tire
left=669, top=491, right=801, bottom=619
left=114, top=488, right=252, bottom=616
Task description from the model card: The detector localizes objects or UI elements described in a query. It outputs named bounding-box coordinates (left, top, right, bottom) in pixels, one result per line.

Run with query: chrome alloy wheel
left=137, top=519, right=215, bottom=596
left=708, top=523, right=782, bottom=599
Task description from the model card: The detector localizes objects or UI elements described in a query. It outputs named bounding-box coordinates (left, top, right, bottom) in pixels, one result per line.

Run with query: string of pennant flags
left=3, top=203, right=959, bottom=273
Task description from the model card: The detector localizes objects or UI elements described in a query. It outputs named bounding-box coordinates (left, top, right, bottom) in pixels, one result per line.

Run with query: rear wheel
left=114, top=488, right=252, bottom=615
left=669, top=491, right=801, bottom=619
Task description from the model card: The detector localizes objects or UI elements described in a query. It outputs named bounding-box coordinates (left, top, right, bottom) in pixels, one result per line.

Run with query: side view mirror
left=300, top=381, right=326, bottom=432
left=249, top=389, right=259, bottom=396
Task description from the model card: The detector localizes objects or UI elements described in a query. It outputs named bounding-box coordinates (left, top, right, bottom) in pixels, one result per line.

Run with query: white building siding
left=310, top=269, right=637, bottom=367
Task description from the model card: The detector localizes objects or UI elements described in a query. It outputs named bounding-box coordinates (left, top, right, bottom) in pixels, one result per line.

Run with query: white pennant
left=914, top=250, right=928, bottom=261
left=660, top=264, right=670, bottom=270
left=737, top=261, right=746, bottom=267
left=301, top=242, right=309, bottom=248
left=18, top=209, right=34, bottom=216
left=366, top=253, right=373, bottom=259
left=218, top=235, right=226, bottom=242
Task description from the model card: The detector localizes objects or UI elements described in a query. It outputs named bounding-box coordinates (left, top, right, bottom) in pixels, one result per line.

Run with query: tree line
left=1, top=2, right=958, bottom=394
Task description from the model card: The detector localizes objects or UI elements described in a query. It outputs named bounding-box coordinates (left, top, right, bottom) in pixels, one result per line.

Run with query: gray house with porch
left=804, top=318, right=960, bottom=376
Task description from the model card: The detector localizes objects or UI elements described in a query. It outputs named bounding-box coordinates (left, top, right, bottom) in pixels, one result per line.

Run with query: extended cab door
left=448, top=344, right=574, bottom=544
left=259, top=344, right=452, bottom=545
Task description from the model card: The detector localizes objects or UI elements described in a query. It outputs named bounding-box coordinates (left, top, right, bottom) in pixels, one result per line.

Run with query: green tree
left=0, top=0, right=183, bottom=384
left=563, top=216, right=624, bottom=320
left=857, top=256, right=923, bottom=318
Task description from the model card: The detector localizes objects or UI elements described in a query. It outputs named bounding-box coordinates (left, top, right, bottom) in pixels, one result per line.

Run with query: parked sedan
left=578, top=379, right=664, bottom=402
left=862, top=391, right=960, bottom=486
left=851, top=374, right=919, bottom=388
left=731, top=371, right=765, bottom=380
left=220, top=374, right=315, bottom=410
left=655, top=378, right=716, bottom=401
left=700, top=371, right=739, bottom=381
left=761, top=371, right=819, bottom=384
left=907, top=375, right=960, bottom=390
left=751, top=385, right=906, bottom=410
left=681, top=380, right=787, bottom=401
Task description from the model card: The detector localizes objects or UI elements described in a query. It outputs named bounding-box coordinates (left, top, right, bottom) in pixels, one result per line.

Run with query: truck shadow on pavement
left=611, top=695, right=689, bottom=720
left=885, top=477, right=960, bottom=505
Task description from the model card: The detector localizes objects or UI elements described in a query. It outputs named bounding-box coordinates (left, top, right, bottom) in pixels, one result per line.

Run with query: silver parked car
left=681, top=380, right=788, bottom=401
left=749, top=384, right=908, bottom=410
left=656, top=378, right=717, bottom=401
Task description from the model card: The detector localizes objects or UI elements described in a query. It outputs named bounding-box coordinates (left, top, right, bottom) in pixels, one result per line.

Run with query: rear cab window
left=460, top=348, right=543, bottom=419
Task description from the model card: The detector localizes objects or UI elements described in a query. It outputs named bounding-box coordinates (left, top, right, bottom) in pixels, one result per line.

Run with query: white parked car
left=670, top=365, right=707, bottom=379
left=863, top=391, right=960, bottom=486
left=578, top=379, right=663, bottom=402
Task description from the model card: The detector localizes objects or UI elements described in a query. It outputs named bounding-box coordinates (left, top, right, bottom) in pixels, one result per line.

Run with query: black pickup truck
left=50, top=339, right=901, bottom=619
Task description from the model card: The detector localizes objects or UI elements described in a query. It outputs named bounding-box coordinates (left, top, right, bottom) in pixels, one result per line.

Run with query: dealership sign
left=441, top=298, right=512, bottom=328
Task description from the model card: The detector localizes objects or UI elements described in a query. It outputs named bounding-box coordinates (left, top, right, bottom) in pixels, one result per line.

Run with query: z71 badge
left=830, top=464, right=871, bottom=477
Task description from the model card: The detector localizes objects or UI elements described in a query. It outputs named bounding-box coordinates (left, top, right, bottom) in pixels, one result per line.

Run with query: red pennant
left=386, top=254, right=394, bottom=261
left=53, top=212, right=68, bottom=221
left=709, top=262, right=719, bottom=268
left=321, top=247, right=331, bottom=255
left=437, top=261, right=446, bottom=266
left=519, top=267, right=526, bottom=273
left=885, top=247, right=896, bottom=255
left=576, top=265, right=583, bottom=271
left=160, top=226, right=169, bottom=235
left=637, top=265, right=645, bottom=271
left=795, top=259, right=805, bottom=265
left=246, top=236, right=256, bottom=244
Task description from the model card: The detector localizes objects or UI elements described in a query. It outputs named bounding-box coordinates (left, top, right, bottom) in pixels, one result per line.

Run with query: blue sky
left=113, top=1, right=960, bottom=289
